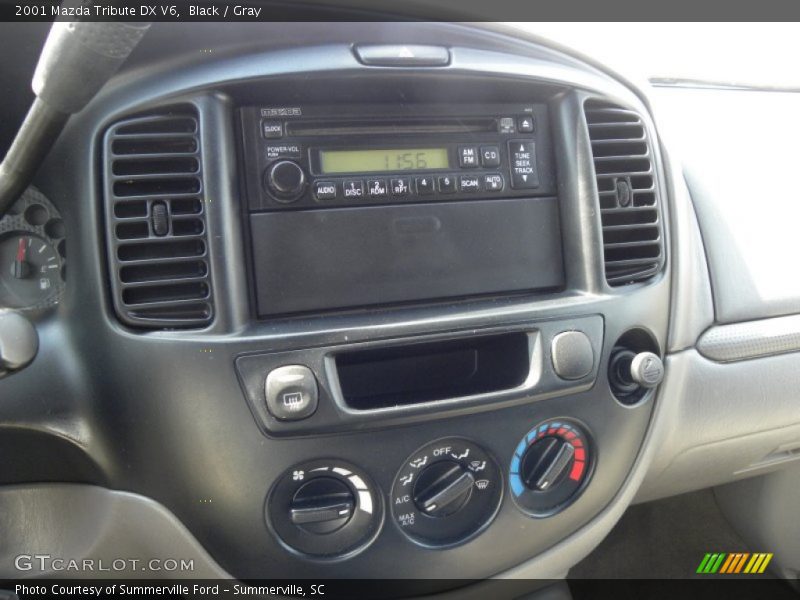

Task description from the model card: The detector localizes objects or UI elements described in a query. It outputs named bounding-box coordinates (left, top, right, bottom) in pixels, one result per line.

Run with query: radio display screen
left=319, top=148, right=450, bottom=174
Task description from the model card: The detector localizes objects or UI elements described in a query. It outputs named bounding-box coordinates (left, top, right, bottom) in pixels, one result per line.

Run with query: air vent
left=104, top=109, right=213, bottom=328
left=584, top=99, right=664, bottom=286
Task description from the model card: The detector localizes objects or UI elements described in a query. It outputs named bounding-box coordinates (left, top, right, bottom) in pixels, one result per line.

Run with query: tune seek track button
left=509, top=140, right=540, bottom=189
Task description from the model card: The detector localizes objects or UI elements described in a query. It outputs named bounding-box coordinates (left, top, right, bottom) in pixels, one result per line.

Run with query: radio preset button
left=517, top=116, right=534, bottom=133
left=343, top=180, right=365, bottom=199
left=458, top=146, right=479, bottom=168
left=416, top=176, right=435, bottom=195
left=391, top=178, right=410, bottom=196
left=458, top=175, right=481, bottom=193
left=314, top=181, right=337, bottom=201
left=484, top=173, right=504, bottom=191
left=509, top=141, right=540, bottom=189
left=367, top=179, right=388, bottom=198
left=261, top=120, right=283, bottom=139
left=438, top=175, right=456, bottom=194
left=480, top=146, right=501, bottom=168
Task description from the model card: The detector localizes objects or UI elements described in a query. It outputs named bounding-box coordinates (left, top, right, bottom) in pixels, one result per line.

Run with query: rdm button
left=265, top=365, right=319, bottom=421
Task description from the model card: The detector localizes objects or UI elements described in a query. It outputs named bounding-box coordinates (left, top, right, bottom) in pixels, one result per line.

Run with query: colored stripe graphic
left=697, top=553, right=727, bottom=573
left=733, top=553, right=749, bottom=573
left=719, top=553, right=735, bottom=574
left=697, top=552, right=773, bottom=574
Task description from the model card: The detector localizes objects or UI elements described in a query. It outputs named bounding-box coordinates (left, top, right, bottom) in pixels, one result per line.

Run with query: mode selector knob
left=265, top=160, right=306, bottom=202
left=413, top=460, right=475, bottom=518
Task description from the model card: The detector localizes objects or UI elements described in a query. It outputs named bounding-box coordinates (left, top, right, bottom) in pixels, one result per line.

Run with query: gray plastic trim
left=0, top=484, right=228, bottom=579
left=636, top=348, right=800, bottom=504
left=698, top=314, right=800, bottom=362
left=715, top=466, right=800, bottom=581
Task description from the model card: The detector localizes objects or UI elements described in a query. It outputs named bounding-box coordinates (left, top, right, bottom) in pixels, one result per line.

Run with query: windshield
left=508, top=23, right=800, bottom=89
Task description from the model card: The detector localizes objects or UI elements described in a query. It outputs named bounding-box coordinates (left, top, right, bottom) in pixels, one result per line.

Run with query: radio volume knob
left=265, top=160, right=306, bottom=202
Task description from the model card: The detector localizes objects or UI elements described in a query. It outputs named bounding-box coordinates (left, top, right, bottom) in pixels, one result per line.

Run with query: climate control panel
left=390, top=438, right=502, bottom=547
left=265, top=424, right=595, bottom=558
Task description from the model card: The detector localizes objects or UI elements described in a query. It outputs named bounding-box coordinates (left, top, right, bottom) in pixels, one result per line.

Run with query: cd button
left=480, top=146, right=501, bottom=167
left=313, top=181, right=337, bottom=200
left=484, top=173, right=504, bottom=191
left=391, top=178, right=410, bottom=196
left=438, top=175, right=456, bottom=193
left=458, top=175, right=481, bottom=192
left=416, top=176, right=435, bottom=195
left=368, top=179, right=388, bottom=198
left=343, top=180, right=365, bottom=199
left=458, top=146, right=479, bottom=168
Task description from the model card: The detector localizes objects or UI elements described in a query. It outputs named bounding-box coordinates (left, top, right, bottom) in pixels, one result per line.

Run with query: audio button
left=313, top=181, right=337, bottom=201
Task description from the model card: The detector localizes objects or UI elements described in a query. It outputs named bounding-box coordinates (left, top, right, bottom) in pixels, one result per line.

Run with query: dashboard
left=1, top=20, right=799, bottom=591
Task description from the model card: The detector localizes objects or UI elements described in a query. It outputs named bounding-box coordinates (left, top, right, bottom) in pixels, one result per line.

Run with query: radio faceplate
left=240, top=104, right=556, bottom=211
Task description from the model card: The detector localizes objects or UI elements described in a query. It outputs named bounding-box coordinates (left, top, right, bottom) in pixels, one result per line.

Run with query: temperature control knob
left=265, top=160, right=306, bottom=202
left=520, top=436, right=576, bottom=492
left=510, top=419, right=593, bottom=517
left=391, top=438, right=501, bottom=547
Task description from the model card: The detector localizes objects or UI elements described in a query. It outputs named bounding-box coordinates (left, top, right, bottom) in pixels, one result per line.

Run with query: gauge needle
left=13, top=237, right=30, bottom=279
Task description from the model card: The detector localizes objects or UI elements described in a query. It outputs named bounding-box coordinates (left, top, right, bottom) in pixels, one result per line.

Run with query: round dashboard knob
left=391, top=438, right=502, bottom=547
left=289, top=477, right=355, bottom=535
left=520, top=436, right=576, bottom=492
left=265, top=160, right=306, bottom=201
left=412, top=460, right=475, bottom=518
left=629, top=351, right=664, bottom=389
left=267, top=459, right=382, bottom=558
left=509, top=420, right=593, bottom=517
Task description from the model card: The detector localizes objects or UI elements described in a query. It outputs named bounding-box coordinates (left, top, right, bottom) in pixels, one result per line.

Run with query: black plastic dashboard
left=0, top=22, right=674, bottom=586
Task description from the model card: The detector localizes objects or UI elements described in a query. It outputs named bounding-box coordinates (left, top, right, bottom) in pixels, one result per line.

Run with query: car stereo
left=239, top=104, right=563, bottom=317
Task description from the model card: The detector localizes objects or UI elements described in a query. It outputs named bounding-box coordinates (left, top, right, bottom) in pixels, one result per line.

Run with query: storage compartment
left=334, top=332, right=531, bottom=410
left=249, top=197, right=564, bottom=316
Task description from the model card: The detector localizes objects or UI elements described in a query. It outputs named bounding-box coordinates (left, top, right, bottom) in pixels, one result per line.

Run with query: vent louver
left=584, top=99, right=664, bottom=286
left=104, top=110, right=213, bottom=328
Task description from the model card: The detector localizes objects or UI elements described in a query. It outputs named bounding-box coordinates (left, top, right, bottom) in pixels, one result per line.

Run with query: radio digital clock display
left=319, top=148, right=450, bottom=174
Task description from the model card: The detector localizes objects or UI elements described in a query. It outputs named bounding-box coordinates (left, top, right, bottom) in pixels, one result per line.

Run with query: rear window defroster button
left=265, top=365, right=319, bottom=421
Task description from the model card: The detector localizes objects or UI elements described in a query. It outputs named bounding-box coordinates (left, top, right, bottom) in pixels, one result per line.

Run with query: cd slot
left=286, top=118, right=497, bottom=137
